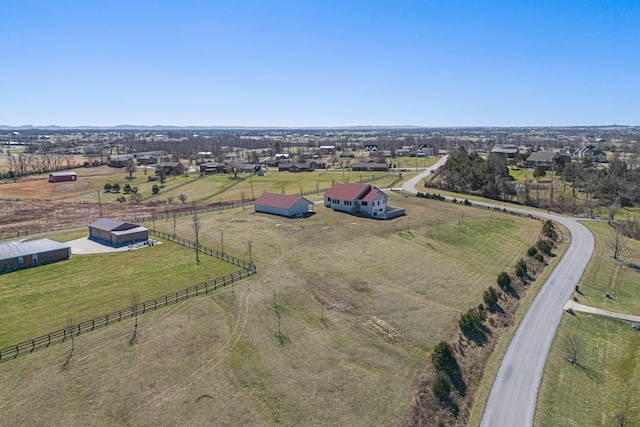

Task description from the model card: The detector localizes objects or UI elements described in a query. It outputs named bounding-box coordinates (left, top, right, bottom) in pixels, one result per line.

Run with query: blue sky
left=1, top=0, right=639, bottom=127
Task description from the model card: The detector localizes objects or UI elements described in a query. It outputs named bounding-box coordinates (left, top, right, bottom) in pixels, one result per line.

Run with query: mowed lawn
left=0, top=195, right=543, bottom=426
left=535, top=220, right=640, bottom=426
left=535, top=314, right=640, bottom=427
left=0, top=239, right=241, bottom=346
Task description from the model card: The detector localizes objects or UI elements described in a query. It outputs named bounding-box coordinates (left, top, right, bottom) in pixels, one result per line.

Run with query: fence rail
left=149, top=230, right=255, bottom=269
left=0, top=267, right=256, bottom=362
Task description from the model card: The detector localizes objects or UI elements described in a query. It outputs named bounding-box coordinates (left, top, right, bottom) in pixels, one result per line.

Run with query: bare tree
left=612, top=222, right=626, bottom=260
left=62, top=315, right=75, bottom=370
left=167, top=195, right=174, bottom=205
left=178, top=194, right=188, bottom=204
left=129, top=294, right=140, bottom=346
left=229, top=160, right=240, bottom=179
left=192, top=210, right=201, bottom=265
left=124, top=158, right=137, bottom=179
left=565, top=334, right=582, bottom=365
left=168, top=213, right=175, bottom=238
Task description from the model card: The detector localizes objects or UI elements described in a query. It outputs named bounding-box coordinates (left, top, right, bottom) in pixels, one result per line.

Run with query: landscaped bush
left=527, top=246, right=538, bottom=257
left=483, top=286, right=501, bottom=308
left=432, top=372, right=452, bottom=402
left=496, top=272, right=512, bottom=290
left=537, top=239, right=553, bottom=256
left=459, top=307, right=483, bottom=334
left=104, top=183, right=112, bottom=192
left=515, top=258, right=527, bottom=278
left=543, top=220, right=558, bottom=240
left=534, top=253, right=544, bottom=263
left=431, top=341, right=457, bottom=373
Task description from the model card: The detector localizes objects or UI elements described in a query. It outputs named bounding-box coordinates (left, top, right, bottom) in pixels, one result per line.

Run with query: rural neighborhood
left=2, top=1, right=640, bottom=425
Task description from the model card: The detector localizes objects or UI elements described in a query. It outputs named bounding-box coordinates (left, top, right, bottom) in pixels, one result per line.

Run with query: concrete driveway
left=66, top=237, right=157, bottom=255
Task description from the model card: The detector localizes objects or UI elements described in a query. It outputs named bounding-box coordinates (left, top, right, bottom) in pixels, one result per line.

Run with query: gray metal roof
left=0, top=238, right=70, bottom=261
left=50, top=171, right=77, bottom=176
left=89, top=218, right=127, bottom=232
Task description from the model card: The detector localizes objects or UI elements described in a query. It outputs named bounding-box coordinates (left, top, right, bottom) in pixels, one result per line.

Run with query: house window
left=362, top=201, right=368, bottom=206
left=327, top=197, right=332, bottom=203
left=18, top=256, right=24, bottom=264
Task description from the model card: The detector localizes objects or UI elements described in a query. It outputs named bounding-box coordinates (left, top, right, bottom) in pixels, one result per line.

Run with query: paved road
left=401, top=155, right=449, bottom=193
left=401, top=162, right=596, bottom=427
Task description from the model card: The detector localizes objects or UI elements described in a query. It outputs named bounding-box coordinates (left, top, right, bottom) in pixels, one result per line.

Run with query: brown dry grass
left=0, top=195, right=544, bottom=426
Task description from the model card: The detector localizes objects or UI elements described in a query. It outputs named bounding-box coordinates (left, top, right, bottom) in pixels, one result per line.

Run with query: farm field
left=0, top=194, right=544, bottom=426
left=0, top=237, right=241, bottom=346
left=535, top=220, right=640, bottom=426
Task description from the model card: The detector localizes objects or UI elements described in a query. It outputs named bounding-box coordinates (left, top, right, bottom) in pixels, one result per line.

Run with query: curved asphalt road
left=402, top=159, right=595, bottom=427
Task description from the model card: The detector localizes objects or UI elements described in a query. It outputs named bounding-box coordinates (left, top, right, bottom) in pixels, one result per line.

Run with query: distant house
left=136, top=155, right=158, bottom=165
left=526, top=151, right=563, bottom=170
left=156, top=162, right=184, bottom=176
left=319, top=145, right=336, bottom=154
left=89, top=219, right=149, bottom=247
left=364, top=144, right=378, bottom=152
left=339, top=152, right=355, bottom=158
left=491, top=145, right=519, bottom=158
left=49, top=171, right=77, bottom=182
left=1, top=239, right=71, bottom=274
left=108, top=156, right=132, bottom=168
left=576, top=145, right=607, bottom=163
left=351, top=162, right=389, bottom=171
left=199, top=162, right=225, bottom=174
left=254, top=193, right=313, bottom=218
left=323, top=183, right=405, bottom=219
left=419, top=144, right=436, bottom=156
left=309, top=160, right=326, bottom=169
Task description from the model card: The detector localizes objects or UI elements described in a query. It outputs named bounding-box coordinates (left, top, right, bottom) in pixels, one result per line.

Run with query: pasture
left=0, top=238, right=241, bottom=346
left=0, top=193, right=544, bottom=425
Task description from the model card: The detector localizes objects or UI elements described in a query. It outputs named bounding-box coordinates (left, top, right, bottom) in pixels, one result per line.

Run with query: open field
left=0, top=164, right=400, bottom=206
left=534, top=220, right=640, bottom=426
left=0, top=238, right=241, bottom=346
left=535, top=314, right=640, bottom=427
left=0, top=194, right=544, bottom=426
left=569, top=221, right=640, bottom=314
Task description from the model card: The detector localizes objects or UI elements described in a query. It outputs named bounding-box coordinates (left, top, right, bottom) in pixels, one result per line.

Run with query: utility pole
left=249, top=172, right=255, bottom=201
left=96, top=190, right=103, bottom=218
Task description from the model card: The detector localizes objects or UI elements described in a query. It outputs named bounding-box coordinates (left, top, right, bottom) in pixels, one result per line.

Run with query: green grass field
left=534, top=220, right=640, bottom=426
left=0, top=239, right=241, bottom=346
left=535, top=314, right=640, bottom=427
left=0, top=194, right=544, bottom=426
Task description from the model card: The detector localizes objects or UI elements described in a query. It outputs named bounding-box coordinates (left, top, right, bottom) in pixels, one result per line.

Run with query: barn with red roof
left=254, top=192, right=313, bottom=218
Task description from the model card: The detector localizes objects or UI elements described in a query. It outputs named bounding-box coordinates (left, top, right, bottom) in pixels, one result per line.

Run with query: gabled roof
left=89, top=218, right=145, bottom=232
left=50, top=171, right=77, bottom=177
left=0, top=239, right=70, bottom=261
left=361, top=186, right=386, bottom=202
left=526, top=151, right=560, bottom=162
left=254, top=193, right=311, bottom=210
left=324, top=183, right=370, bottom=201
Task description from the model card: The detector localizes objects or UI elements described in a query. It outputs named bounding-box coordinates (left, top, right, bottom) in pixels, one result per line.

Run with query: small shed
left=1, top=239, right=71, bottom=273
left=254, top=193, right=313, bottom=218
left=89, top=219, right=149, bottom=247
left=49, top=172, right=77, bottom=182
